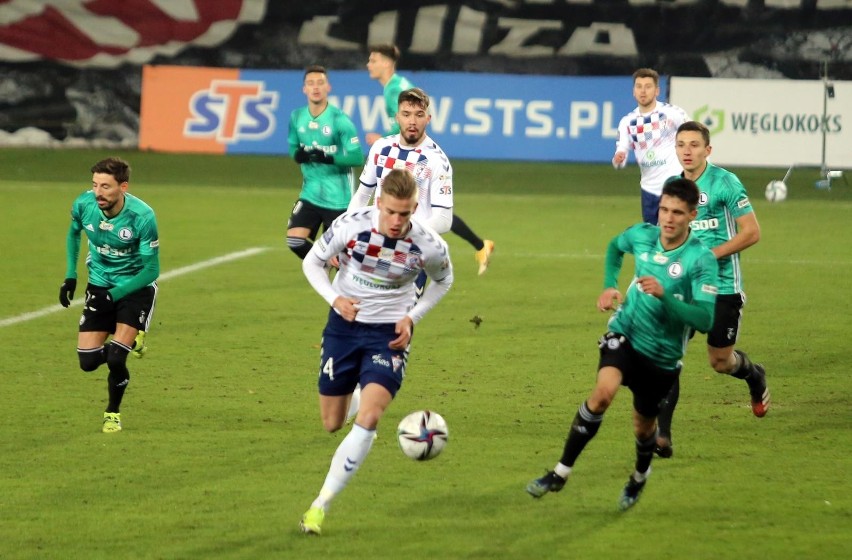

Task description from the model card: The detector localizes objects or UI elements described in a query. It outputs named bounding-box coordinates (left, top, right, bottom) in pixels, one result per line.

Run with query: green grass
left=0, top=147, right=850, bottom=559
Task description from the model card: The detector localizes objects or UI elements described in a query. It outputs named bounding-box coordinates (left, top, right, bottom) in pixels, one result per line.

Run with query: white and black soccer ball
left=765, top=180, right=788, bottom=202
left=397, top=410, right=448, bottom=461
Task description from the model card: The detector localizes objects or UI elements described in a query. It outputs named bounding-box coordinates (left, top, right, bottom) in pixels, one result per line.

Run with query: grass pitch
left=0, top=148, right=849, bottom=559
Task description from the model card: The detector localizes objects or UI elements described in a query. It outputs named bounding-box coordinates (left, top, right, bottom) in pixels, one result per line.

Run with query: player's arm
left=598, top=230, right=634, bottom=310
left=712, top=211, right=760, bottom=259
left=408, top=246, right=454, bottom=325
left=348, top=145, right=380, bottom=210
left=64, top=209, right=83, bottom=280
left=329, top=116, right=365, bottom=167
left=109, top=219, right=160, bottom=301
left=384, top=82, right=402, bottom=136
left=612, top=116, right=630, bottom=168
left=60, top=208, right=84, bottom=307
left=288, top=113, right=313, bottom=164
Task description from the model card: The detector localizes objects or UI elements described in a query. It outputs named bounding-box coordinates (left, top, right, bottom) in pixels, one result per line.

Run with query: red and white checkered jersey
left=358, top=134, right=453, bottom=221
left=312, top=207, right=453, bottom=323
left=614, top=101, right=690, bottom=196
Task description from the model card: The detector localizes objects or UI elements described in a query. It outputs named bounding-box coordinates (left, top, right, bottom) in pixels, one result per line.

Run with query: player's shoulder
left=72, top=189, right=95, bottom=206
left=124, top=193, right=156, bottom=217
left=410, top=217, right=448, bottom=247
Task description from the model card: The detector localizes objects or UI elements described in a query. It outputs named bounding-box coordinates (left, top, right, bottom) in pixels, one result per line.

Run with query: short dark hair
left=633, top=68, right=659, bottom=86
left=369, top=44, right=400, bottom=64
left=91, top=157, right=130, bottom=184
left=677, top=121, right=711, bottom=146
left=398, top=87, right=430, bottom=111
left=381, top=169, right=417, bottom=201
left=303, top=65, right=327, bottom=80
left=662, top=177, right=700, bottom=210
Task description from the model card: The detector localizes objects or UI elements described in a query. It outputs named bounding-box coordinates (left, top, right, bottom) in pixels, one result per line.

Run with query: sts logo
left=185, top=80, right=279, bottom=143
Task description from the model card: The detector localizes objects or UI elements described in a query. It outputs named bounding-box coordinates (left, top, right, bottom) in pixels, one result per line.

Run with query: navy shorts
left=79, top=283, right=157, bottom=334
left=317, top=310, right=409, bottom=397
left=641, top=189, right=661, bottom=225
left=598, top=332, right=680, bottom=418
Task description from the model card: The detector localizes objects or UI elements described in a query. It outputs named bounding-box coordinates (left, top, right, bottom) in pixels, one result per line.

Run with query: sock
left=78, top=345, right=108, bottom=372
left=656, top=377, right=679, bottom=440
left=287, top=236, right=312, bottom=259
left=105, top=341, right=131, bottom=413
left=450, top=215, right=484, bottom=251
left=635, top=431, right=657, bottom=475
left=632, top=466, right=652, bottom=483
left=559, top=401, right=603, bottom=468
left=345, top=385, right=361, bottom=423
left=311, top=423, right=376, bottom=510
left=730, top=349, right=756, bottom=380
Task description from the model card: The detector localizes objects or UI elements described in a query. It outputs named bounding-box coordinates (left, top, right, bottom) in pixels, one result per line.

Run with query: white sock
left=311, top=423, right=376, bottom=510
left=554, top=463, right=572, bottom=479
left=345, top=385, right=361, bottom=424
left=632, top=466, right=651, bottom=483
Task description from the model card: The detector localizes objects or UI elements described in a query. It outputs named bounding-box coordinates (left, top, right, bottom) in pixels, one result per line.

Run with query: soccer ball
left=765, top=180, right=788, bottom=202
left=396, top=410, right=449, bottom=461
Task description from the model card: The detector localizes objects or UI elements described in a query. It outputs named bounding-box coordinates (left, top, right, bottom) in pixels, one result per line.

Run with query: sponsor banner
left=671, top=78, right=850, bottom=168
left=140, top=65, right=647, bottom=161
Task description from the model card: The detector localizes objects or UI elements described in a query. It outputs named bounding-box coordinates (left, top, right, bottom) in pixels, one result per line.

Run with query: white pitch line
left=0, top=247, right=270, bottom=329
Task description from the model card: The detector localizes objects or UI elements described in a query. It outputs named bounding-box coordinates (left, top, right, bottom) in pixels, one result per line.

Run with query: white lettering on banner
left=333, top=93, right=620, bottom=140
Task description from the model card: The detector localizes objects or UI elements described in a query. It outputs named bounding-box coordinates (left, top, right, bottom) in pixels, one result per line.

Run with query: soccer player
left=59, top=157, right=159, bottom=433
left=365, top=46, right=494, bottom=274
left=298, top=169, right=454, bottom=535
left=526, top=178, right=718, bottom=510
left=286, top=65, right=364, bottom=260
left=655, top=121, right=770, bottom=458
left=613, top=68, right=691, bottom=224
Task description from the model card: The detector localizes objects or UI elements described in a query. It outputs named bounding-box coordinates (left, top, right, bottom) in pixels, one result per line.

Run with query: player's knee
left=287, top=236, right=312, bottom=259
left=78, top=347, right=105, bottom=372
left=321, top=415, right=345, bottom=433
left=709, top=354, right=733, bottom=374
left=106, top=341, right=131, bottom=375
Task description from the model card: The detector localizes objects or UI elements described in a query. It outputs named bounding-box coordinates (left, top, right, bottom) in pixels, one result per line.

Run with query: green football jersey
left=288, top=104, right=362, bottom=210
left=65, top=191, right=160, bottom=301
left=606, top=224, right=718, bottom=369
left=691, top=163, right=754, bottom=294
left=383, top=73, right=415, bottom=135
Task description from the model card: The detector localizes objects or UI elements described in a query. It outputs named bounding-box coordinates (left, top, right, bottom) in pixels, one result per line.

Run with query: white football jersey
left=614, top=101, right=690, bottom=196
left=358, top=134, right=453, bottom=221
left=312, top=207, right=453, bottom=324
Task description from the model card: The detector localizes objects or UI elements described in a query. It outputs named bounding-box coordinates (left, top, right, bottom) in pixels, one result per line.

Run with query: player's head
left=675, top=121, right=712, bottom=176
left=397, top=88, right=431, bottom=145
left=377, top=169, right=418, bottom=238
left=659, top=178, right=699, bottom=243
left=632, top=68, right=660, bottom=111
left=303, top=65, right=330, bottom=105
left=90, top=157, right=130, bottom=215
left=367, top=44, right=400, bottom=81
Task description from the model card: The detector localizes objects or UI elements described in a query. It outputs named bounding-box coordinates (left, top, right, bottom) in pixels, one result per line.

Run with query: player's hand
left=307, top=148, right=334, bottom=165
left=612, top=152, right=627, bottom=169
left=389, top=316, right=413, bottom=350
left=333, top=296, right=360, bottom=322
left=59, top=278, right=77, bottom=307
left=85, top=290, right=113, bottom=312
left=636, top=276, right=663, bottom=298
left=597, top=288, right=622, bottom=311
left=294, top=146, right=311, bottom=164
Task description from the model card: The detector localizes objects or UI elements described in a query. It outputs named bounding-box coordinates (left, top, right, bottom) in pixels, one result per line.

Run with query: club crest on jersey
left=667, top=262, right=684, bottom=278
left=699, top=192, right=709, bottom=206
left=322, top=125, right=331, bottom=135
left=119, top=228, right=133, bottom=241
